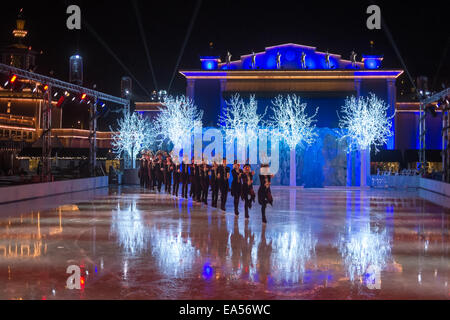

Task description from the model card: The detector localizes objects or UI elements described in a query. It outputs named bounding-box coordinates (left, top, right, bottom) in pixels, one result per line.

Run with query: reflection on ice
left=149, top=223, right=199, bottom=278
left=337, top=223, right=391, bottom=284
left=110, top=202, right=149, bottom=254
left=270, top=227, right=317, bottom=284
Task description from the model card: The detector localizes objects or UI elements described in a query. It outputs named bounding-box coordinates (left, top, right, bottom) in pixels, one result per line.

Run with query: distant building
left=121, top=76, right=132, bottom=99
left=69, top=55, right=83, bottom=86
left=0, top=11, right=117, bottom=175
left=180, top=43, right=444, bottom=184
left=0, top=9, right=37, bottom=71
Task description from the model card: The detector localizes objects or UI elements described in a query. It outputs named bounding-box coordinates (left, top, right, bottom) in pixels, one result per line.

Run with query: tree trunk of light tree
left=290, top=147, right=296, bottom=187
left=131, top=146, right=136, bottom=169
left=360, top=148, right=369, bottom=187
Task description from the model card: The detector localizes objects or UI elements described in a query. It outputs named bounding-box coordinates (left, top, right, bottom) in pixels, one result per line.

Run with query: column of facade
left=219, top=79, right=227, bottom=124
left=186, top=79, right=195, bottom=100
left=387, top=79, right=396, bottom=150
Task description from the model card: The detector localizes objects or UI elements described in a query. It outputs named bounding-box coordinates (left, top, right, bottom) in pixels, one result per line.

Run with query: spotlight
left=53, top=92, right=59, bottom=97
left=95, top=101, right=109, bottom=119
left=36, top=84, right=49, bottom=93
left=3, top=74, right=18, bottom=88
left=81, top=93, right=87, bottom=101
left=56, top=95, right=66, bottom=108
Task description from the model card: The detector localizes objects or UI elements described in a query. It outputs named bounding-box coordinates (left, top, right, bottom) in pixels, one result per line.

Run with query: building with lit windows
left=0, top=12, right=117, bottom=176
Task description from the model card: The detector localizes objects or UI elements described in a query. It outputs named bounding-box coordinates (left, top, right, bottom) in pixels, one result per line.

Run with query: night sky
left=0, top=1, right=448, bottom=100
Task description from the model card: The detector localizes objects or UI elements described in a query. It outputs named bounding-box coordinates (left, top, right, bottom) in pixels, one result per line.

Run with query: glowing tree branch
left=111, top=108, right=155, bottom=169
left=338, top=93, right=394, bottom=186
left=219, top=94, right=266, bottom=163
left=271, top=94, right=319, bottom=186
left=154, top=95, right=203, bottom=156
left=338, top=93, right=394, bottom=153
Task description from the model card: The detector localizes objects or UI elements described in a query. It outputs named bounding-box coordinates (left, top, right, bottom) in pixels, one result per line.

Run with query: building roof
left=180, top=69, right=404, bottom=80
left=134, top=102, right=164, bottom=112
left=220, top=43, right=365, bottom=70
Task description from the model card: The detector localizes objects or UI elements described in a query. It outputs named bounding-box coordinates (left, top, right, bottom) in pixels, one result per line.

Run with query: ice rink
left=0, top=186, right=448, bottom=300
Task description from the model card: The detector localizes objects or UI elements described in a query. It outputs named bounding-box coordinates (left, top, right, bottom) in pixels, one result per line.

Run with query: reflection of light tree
left=111, top=109, right=156, bottom=169
left=219, top=94, right=266, bottom=162
left=270, top=95, right=318, bottom=186
left=110, top=202, right=149, bottom=254
left=154, top=95, right=203, bottom=155
left=338, top=94, right=394, bottom=186
left=337, top=223, right=391, bottom=282
left=271, top=227, right=317, bottom=283
left=149, top=224, right=199, bottom=278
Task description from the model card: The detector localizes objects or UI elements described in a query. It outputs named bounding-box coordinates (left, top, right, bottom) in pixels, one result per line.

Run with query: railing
left=371, top=169, right=420, bottom=188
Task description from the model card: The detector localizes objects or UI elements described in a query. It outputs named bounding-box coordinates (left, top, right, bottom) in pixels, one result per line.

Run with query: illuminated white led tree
left=154, top=95, right=203, bottom=158
left=338, top=94, right=394, bottom=186
left=339, top=94, right=393, bottom=152
left=219, top=94, right=266, bottom=163
left=111, top=108, right=155, bottom=169
left=271, top=95, right=319, bottom=186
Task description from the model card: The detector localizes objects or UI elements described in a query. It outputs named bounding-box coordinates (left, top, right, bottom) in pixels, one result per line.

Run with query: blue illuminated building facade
left=176, top=43, right=442, bottom=186
left=181, top=44, right=400, bottom=146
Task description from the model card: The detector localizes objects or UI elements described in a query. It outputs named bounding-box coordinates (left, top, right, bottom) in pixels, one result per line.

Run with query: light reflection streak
left=110, top=202, right=149, bottom=254
left=149, top=225, right=199, bottom=277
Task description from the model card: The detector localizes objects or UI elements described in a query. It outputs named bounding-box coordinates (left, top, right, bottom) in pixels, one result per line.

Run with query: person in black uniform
left=142, top=158, right=149, bottom=189
left=241, top=164, right=256, bottom=219
left=172, top=156, right=181, bottom=197
left=218, top=158, right=230, bottom=211
left=148, top=157, right=155, bottom=191
left=230, top=161, right=242, bottom=215
left=210, top=161, right=220, bottom=208
left=189, top=159, right=196, bottom=199
left=154, top=153, right=164, bottom=192
left=201, top=160, right=210, bottom=205
left=194, top=161, right=202, bottom=202
left=181, top=156, right=190, bottom=199
left=164, top=156, right=173, bottom=194
left=139, top=159, right=145, bottom=187
left=258, top=163, right=274, bottom=224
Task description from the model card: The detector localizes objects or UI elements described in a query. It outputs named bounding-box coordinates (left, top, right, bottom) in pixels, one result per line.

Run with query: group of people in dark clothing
left=138, top=152, right=274, bottom=224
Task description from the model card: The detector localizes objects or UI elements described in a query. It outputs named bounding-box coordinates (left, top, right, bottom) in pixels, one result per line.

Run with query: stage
left=0, top=186, right=448, bottom=300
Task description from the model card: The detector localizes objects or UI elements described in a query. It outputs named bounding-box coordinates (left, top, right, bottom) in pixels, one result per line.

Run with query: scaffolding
left=0, top=63, right=130, bottom=181
left=419, top=88, right=450, bottom=182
